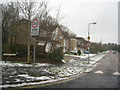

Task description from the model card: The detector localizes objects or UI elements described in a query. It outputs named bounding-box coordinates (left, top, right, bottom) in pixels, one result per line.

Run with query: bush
left=77, top=49, right=81, bottom=55
left=15, top=44, right=28, bottom=58
left=30, top=45, right=47, bottom=59
left=49, top=48, right=64, bottom=63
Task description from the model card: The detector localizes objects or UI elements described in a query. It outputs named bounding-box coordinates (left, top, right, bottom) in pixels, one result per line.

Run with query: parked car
left=83, top=50, right=90, bottom=54
left=70, top=50, right=78, bottom=55
left=112, top=51, right=117, bottom=54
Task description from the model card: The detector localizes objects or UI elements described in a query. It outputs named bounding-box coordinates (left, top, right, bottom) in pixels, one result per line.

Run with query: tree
left=37, top=3, right=65, bottom=55
left=17, top=1, right=45, bottom=63
left=39, top=10, right=58, bottom=55
left=2, top=2, right=20, bottom=53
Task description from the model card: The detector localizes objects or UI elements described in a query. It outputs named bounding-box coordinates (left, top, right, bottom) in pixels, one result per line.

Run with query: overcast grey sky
left=1, top=0, right=119, bottom=44
left=47, top=0, right=118, bottom=44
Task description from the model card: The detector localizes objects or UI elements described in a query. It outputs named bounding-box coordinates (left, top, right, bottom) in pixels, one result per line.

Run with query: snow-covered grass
left=1, top=51, right=108, bottom=88
left=64, top=53, right=96, bottom=59
left=2, top=62, right=51, bottom=67
left=18, top=74, right=51, bottom=81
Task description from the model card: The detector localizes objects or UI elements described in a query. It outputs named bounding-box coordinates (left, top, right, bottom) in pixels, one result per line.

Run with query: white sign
left=31, top=18, right=39, bottom=36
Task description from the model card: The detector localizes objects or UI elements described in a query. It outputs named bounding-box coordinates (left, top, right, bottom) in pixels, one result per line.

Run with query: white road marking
left=94, top=70, right=104, bottom=74
left=113, top=72, right=120, bottom=76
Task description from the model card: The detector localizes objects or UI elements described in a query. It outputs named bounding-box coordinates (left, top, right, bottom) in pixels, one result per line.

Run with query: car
left=83, top=50, right=90, bottom=54
left=112, top=51, right=117, bottom=54
left=70, top=50, right=78, bottom=55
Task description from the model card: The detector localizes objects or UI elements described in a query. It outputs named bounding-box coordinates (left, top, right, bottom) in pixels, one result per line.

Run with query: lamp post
left=87, top=22, right=96, bottom=64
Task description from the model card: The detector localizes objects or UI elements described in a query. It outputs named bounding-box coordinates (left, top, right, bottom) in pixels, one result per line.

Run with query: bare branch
left=17, top=2, right=28, bottom=18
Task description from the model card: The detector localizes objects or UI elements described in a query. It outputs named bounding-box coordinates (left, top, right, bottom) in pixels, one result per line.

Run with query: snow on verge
left=1, top=52, right=107, bottom=88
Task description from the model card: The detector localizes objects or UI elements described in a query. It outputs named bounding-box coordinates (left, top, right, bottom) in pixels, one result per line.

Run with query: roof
left=33, top=36, right=60, bottom=43
left=75, top=37, right=85, bottom=40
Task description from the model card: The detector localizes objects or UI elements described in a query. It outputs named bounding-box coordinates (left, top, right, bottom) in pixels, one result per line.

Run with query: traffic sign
left=31, top=18, right=39, bottom=36
left=87, top=41, right=92, bottom=47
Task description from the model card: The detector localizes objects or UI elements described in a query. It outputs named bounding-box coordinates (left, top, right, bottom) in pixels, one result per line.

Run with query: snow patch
left=69, top=59, right=76, bottom=62
left=62, top=60, right=66, bottom=63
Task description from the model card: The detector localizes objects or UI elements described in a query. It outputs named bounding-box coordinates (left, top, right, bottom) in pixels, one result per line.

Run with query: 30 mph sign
left=31, top=18, right=39, bottom=36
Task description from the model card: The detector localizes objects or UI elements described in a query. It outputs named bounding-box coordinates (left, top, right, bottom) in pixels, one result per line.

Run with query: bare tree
left=38, top=4, right=58, bottom=55
left=2, top=2, right=20, bottom=53
left=17, top=0, right=45, bottom=63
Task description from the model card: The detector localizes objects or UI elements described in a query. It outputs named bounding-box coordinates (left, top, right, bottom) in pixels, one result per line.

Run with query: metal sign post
left=87, top=41, right=91, bottom=64
left=33, top=38, right=36, bottom=71
left=31, top=18, right=39, bottom=73
left=88, top=46, right=90, bottom=64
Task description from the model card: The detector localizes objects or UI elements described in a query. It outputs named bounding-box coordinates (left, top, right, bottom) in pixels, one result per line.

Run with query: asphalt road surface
left=37, top=51, right=119, bottom=88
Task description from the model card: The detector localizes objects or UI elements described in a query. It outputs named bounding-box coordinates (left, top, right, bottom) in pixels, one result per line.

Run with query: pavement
left=35, top=51, right=119, bottom=88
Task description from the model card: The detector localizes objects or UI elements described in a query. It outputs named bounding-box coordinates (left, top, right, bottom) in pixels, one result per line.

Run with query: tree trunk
left=27, top=4, right=31, bottom=63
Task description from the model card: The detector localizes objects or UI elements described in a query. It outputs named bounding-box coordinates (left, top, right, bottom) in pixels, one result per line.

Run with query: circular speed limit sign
left=32, top=19, right=39, bottom=28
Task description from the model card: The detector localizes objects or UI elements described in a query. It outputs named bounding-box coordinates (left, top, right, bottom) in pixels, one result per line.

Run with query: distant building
left=70, top=38, right=77, bottom=51
left=75, top=37, right=87, bottom=50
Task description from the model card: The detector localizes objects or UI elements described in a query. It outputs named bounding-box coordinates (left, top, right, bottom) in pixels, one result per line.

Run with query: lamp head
left=92, top=22, right=96, bottom=24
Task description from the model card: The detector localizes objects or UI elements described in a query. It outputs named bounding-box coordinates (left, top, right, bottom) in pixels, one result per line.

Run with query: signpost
left=31, top=18, right=39, bottom=72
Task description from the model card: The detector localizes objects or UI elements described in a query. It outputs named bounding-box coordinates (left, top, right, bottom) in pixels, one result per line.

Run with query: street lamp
left=87, top=22, right=96, bottom=64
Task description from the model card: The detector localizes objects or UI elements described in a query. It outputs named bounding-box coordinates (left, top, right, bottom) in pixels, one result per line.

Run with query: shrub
left=49, top=48, right=64, bottom=63
left=78, top=49, right=81, bottom=55
left=15, top=44, right=28, bottom=58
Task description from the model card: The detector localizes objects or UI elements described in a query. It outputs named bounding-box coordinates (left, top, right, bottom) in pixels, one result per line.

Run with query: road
left=36, top=51, right=119, bottom=88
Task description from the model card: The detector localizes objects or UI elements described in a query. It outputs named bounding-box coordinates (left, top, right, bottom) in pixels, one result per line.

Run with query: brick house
left=8, top=19, right=35, bottom=46
left=75, top=37, right=87, bottom=50
left=8, top=19, right=64, bottom=53
left=70, top=38, right=77, bottom=51
left=36, top=25, right=64, bottom=52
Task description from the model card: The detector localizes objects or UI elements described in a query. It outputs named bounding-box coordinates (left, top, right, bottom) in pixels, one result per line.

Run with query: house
left=75, top=37, right=87, bottom=50
left=35, top=24, right=64, bottom=53
left=70, top=38, right=77, bottom=51
left=8, top=19, right=34, bottom=45
left=7, top=19, right=64, bottom=54
left=63, top=38, right=70, bottom=53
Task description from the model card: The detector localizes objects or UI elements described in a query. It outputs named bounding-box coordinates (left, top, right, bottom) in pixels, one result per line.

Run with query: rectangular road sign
left=31, top=18, right=39, bottom=36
